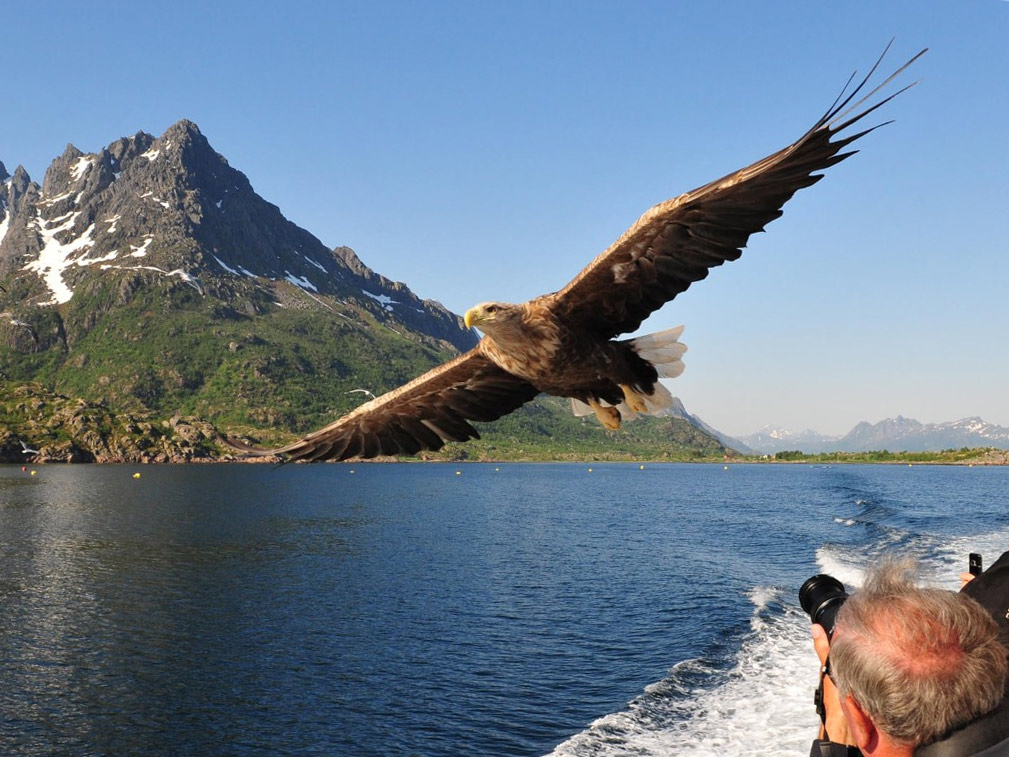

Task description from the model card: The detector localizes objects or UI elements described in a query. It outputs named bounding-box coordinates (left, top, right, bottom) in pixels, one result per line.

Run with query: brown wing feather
left=226, top=348, right=540, bottom=462
left=552, top=44, right=926, bottom=339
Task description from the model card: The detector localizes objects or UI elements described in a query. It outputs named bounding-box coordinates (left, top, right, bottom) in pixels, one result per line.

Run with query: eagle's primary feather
left=228, top=44, right=925, bottom=462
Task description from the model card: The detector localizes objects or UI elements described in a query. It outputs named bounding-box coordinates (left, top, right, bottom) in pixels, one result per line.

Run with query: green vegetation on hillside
left=1, top=266, right=741, bottom=462
left=771, top=448, right=1009, bottom=465
left=0, top=382, right=217, bottom=462
left=3, top=273, right=460, bottom=444
left=422, top=396, right=733, bottom=462
left=3, top=271, right=1006, bottom=465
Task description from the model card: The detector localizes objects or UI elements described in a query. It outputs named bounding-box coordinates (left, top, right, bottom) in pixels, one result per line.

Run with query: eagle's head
left=464, top=302, right=524, bottom=340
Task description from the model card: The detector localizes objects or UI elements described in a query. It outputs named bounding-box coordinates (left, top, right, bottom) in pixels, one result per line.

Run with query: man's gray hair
left=830, top=558, right=1007, bottom=747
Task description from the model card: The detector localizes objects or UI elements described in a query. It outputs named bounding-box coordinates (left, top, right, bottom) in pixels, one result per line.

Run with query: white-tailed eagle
left=229, top=44, right=925, bottom=462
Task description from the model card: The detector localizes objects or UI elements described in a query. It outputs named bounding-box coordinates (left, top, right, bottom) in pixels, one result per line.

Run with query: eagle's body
left=470, top=298, right=669, bottom=424
left=228, top=45, right=925, bottom=463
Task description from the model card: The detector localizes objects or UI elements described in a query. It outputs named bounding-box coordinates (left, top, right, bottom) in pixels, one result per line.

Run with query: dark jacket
left=810, top=696, right=1009, bottom=755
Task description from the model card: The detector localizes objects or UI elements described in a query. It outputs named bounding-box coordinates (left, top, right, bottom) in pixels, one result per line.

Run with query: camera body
left=799, top=574, right=848, bottom=639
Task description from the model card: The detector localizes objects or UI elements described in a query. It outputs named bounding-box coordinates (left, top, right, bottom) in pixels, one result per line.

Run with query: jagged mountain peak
left=163, top=118, right=204, bottom=140
left=876, top=416, right=922, bottom=430
left=0, top=119, right=476, bottom=351
left=0, top=119, right=484, bottom=440
left=137, top=119, right=217, bottom=168
left=11, top=165, right=32, bottom=188
left=0, top=161, right=8, bottom=182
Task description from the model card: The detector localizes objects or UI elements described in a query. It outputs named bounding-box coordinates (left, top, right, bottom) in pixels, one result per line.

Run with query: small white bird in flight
left=346, top=389, right=377, bottom=401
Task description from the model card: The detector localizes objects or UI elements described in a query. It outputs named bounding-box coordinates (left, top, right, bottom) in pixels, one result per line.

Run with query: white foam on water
left=548, top=589, right=820, bottom=756
left=814, top=546, right=866, bottom=589
left=549, top=524, right=1009, bottom=757
left=929, top=528, right=1009, bottom=591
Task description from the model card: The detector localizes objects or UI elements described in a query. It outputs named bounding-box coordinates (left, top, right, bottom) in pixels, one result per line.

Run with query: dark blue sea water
left=0, top=462, right=1006, bottom=755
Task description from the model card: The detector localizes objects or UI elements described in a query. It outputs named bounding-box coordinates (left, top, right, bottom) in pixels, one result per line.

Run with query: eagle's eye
left=486, top=305, right=498, bottom=313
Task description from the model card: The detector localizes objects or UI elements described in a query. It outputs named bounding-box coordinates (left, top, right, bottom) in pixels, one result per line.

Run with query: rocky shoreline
left=4, top=384, right=1008, bottom=466
left=0, top=383, right=221, bottom=463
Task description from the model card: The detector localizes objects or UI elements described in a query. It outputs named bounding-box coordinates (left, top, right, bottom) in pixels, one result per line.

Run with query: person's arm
left=809, top=624, right=862, bottom=756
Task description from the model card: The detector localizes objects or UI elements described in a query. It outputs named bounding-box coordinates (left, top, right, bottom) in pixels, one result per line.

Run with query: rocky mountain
left=0, top=120, right=471, bottom=346
left=738, top=416, right=1009, bottom=454
left=834, top=416, right=1009, bottom=453
left=0, top=120, right=481, bottom=443
left=0, top=119, right=728, bottom=461
left=660, top=397, right=753, bottom=454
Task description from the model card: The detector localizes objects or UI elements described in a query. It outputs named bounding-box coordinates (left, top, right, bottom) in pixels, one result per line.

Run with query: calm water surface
left=1, top=462, right=1006, bottom=755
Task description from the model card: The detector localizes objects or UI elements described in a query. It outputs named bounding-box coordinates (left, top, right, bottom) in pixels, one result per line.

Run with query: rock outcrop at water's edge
left=0, top=383, right=223, bottom=463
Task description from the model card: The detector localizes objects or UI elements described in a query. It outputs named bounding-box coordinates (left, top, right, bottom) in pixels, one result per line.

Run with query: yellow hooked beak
left=464, top=307, right=481, bottom=329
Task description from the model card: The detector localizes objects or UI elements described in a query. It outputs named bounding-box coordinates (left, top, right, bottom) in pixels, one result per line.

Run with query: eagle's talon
left=620, top=384, right=649, bottom=414
left=589, top=401, right=622, bottom=430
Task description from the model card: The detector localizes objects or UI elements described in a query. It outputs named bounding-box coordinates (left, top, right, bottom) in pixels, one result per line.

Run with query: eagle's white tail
left=570, top=325, right=686, bottom=421
left=630, top=325, right=687, bottom=379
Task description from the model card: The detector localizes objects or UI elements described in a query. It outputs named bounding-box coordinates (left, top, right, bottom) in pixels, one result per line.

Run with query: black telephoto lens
left=799, top=574, right=848, bottom=638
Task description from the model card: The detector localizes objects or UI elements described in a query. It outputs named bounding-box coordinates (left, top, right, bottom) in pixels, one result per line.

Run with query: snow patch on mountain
left=71, top=156, right=93, bottom=181
left=363, top=290, right=399, bottom=311
left=130, top=238, right=153, bottom=257
left=284, top=272, right=318, bottom=292
left=99, top=263, right=203, bottom=294
left=25, top=210, right=96, bottom=304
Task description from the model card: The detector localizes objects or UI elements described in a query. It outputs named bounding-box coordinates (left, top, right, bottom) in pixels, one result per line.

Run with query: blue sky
left=4, top=1, right=1007, bottom=436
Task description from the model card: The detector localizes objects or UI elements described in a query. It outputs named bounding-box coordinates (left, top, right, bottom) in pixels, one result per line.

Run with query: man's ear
left=840, top=694, right=877, bottom=751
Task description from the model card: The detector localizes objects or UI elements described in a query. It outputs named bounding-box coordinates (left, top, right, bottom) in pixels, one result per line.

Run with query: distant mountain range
left=733, top=416, right=1009, bottom=454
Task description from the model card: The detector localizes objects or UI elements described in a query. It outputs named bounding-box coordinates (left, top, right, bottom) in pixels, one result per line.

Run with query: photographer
left=808, top=559, right=1009, bottom=756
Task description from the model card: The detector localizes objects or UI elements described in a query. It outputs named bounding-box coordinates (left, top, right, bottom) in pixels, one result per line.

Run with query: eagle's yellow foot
left=588, top=400, right=622, bottom=430
left=619, top=384, right=649, bottom=414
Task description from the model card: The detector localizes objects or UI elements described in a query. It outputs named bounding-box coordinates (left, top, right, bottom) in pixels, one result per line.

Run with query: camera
left=799, top=573, right=848, bottom=639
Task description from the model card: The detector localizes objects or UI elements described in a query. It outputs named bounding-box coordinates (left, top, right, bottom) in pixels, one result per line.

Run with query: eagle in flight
left=230, top=44, right=925, bottom=463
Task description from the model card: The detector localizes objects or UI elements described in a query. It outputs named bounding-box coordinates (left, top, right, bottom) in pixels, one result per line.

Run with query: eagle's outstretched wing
left=551, top=44, right=926, bottom=339
left=226, top=348, right=539, bottom=462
